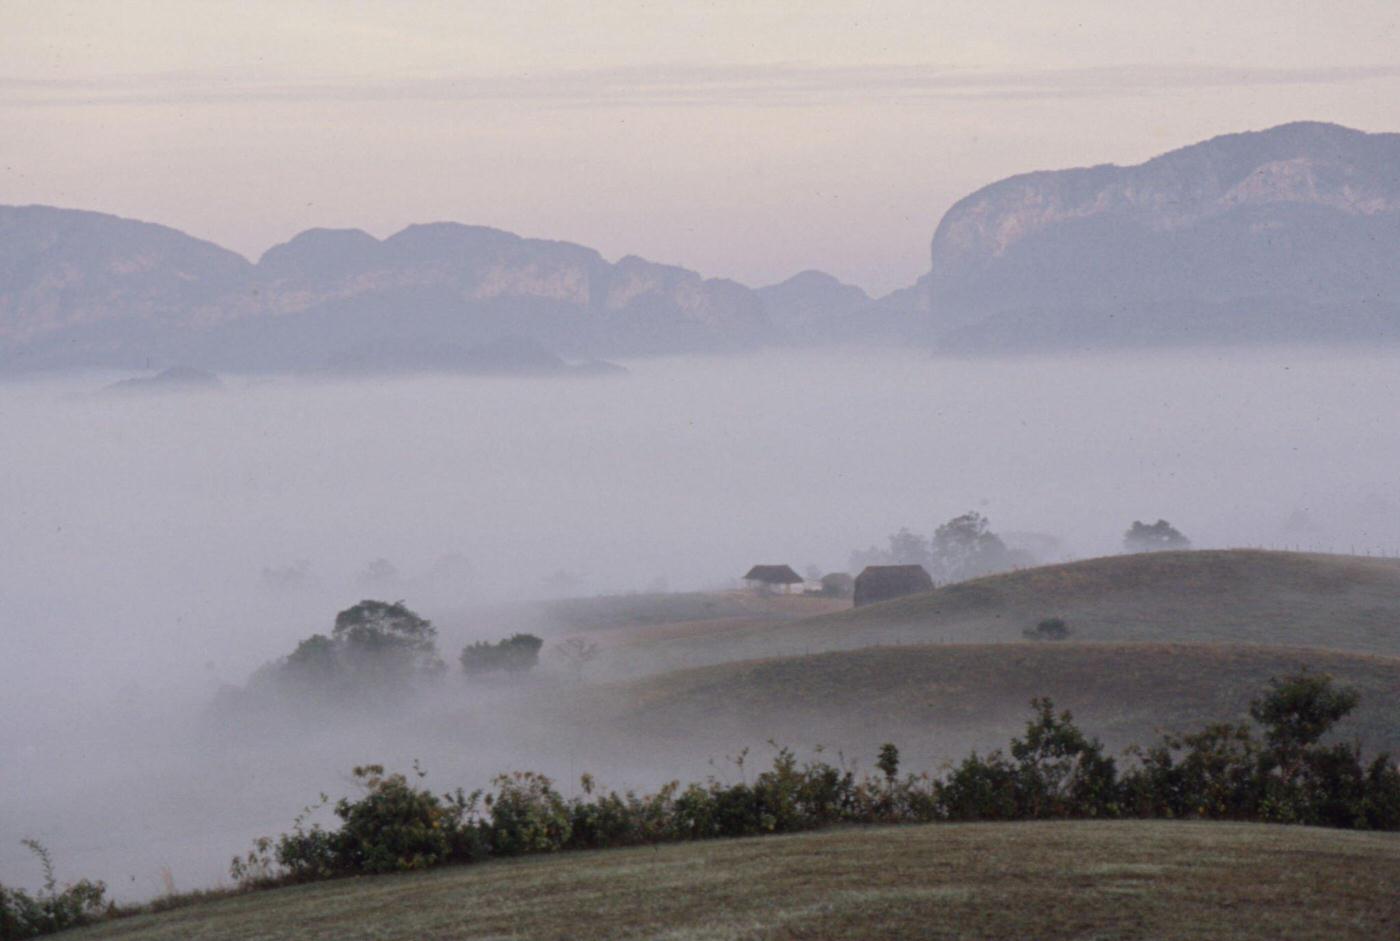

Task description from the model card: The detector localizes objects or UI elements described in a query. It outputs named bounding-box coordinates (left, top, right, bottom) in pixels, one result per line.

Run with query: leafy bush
left=239, top=600, right=446, bottom=707
left=1023, top=617, right=1070, bottom=641
left=229, top=671, right=1399, bottom=897
left=1123, top=519, right=1190, bottom=552
left=231, top=764, right=483, bottom=886
left=460, top=634, right=545, bottom=675
left=0, top=840, right=107, bottom=939
left=485, top=772, right=571, bottom=855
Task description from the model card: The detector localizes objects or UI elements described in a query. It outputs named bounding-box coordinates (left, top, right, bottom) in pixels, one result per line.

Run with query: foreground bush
left=231, top=671, right=1400, bottom=890
left=0, top=841, right=107, bottom=940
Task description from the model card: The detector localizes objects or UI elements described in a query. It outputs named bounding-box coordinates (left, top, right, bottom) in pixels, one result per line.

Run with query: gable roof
left=856, top=564, right=933, bottom=585
left=743, top=564, right=803, bottom=584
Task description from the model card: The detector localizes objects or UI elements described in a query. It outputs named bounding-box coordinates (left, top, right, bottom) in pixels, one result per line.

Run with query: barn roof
left=853, top=565, right=934, bottom=606
left=743, top=564, right=803, bottom=584
left=856, top=564, right=934, bottom=586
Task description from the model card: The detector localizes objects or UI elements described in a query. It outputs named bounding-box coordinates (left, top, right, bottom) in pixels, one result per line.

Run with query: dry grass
left=592, top=551, right=1400, bottom=676
left=566, top=641, right=1400, bottom=765
left=812, top=550, right=1400, bottom=653
left=67, top=821, right=1400, bottom=940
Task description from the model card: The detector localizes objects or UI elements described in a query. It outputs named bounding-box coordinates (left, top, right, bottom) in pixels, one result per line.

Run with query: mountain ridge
left=5, top=120, right=1400, bottom=369
left=928, top=120, right=1400, bottom=348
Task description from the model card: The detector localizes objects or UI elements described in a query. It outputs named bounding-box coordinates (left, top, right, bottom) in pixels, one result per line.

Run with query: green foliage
left=227, top=672, right=1399, bottom=897
left=334, top=765, right=472, bottom=873
left=1250, top=670, right=1361, bottom=758
left=876, top=743, right=900, bottom=783
left=460, top=634, right=544, bottom=676
left=332, top=601, right=445, bottom=681
left=1123, top=519, right=1191, bottom=552
left=485, top=772, right=571, bottom=855
left=0, top=840, right=108, bottom=939
left=937, top=701, right=1118, bottom=820
left=250, top=600, right=445, bottom=704
left=850, top=513, right=1034, bottom=584
left=1121, top=723, right=1262, bottom=820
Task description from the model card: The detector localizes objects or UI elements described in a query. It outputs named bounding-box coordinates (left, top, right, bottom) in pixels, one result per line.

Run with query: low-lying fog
left=4, top=346, right=1400, bottom=898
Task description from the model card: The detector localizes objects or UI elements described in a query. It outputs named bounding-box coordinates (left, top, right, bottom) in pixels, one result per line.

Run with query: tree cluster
left=459, top=634, right=544, bottom=676
left=261, top=600, right=446, bottom=700
left=1123, top=519, right=1191, bottom=552
left=233, top=672, right=1399, bottom=889
left=850, top=512, right=1035, bottom=584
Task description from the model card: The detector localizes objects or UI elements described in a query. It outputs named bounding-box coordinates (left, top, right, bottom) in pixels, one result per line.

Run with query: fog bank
left=4, top=346, right=1400, bottom=896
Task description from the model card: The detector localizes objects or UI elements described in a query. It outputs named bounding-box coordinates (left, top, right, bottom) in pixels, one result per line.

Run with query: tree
left=553, top=637, right=600, bottom=679
left=1009, top=698, right=1119, bottom=818
left=460, top=634, right=545, bottom=676
left=1123, top=519, right=1191, bottom=552
left=929, top=512, right=1017, bottom=583
left=1250, top=672, right=1360, bottom=769
left=333, top=600, right=443, bottom=674
left=848, top=527, right=930, bottom=573
left=887, top=528, right=932, bottom=567
left=284, top=633, right=338, bottom=684
left=252, top=601, right=445, bottom=701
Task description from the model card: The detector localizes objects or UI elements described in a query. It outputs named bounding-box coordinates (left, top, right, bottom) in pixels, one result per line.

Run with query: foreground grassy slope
left=594, top=551, right=1400, bottom=674
left=572, top=642, right=1400, bottom=763
left=70, top=822, right=1400, bottom=941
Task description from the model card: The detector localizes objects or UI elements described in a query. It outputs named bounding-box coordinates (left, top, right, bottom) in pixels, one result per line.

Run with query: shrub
left=1010, top=698, right=1120, bottom=818
left=1023, top=617, right=1070, bottom=641
left=1120, top=723, right=1262, bottom=820
left=936, top=751, right=1020, bottom=821
left=229, top=673, right=1399, bottom=901
left=485, top=772, right=571, bottom=855
left=334, top=765, right=469, bottom=874
left=460, top=634, right=545, bottom=675
left=0, top=840, right=108, bottom=939
left=1123, top=519, right=1191, bottom=552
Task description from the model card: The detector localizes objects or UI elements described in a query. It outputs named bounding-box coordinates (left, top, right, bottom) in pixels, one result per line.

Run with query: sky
left=4, top=1, right=1400, bottom=294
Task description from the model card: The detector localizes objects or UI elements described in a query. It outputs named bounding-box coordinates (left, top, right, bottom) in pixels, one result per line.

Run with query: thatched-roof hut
left=853, top=565, right=933, bottom=607
left=743, top=564, right=804, bottom=593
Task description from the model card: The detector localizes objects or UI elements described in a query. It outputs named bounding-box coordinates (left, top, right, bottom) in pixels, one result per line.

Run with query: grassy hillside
left=69, top=822, right=1400, bottom=940
left=590, top=551, right=1400, bottom=674
left=568, top=642, right=1400, bottom=766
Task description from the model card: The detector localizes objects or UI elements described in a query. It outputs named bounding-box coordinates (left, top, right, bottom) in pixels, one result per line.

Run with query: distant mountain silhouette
left=5, top=121, right=1400, bottom=370
left=0, top=211, right=781, bottom=371
left=927, top=121, right=1400, bottom=350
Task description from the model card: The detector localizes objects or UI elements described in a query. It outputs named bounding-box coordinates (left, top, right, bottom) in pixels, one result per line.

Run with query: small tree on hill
left=333, top=600, right=444, bottom=680
left=460, top=633, right=545, bottom=676
left=1123, top=519, right=1191, bottom=552
left=553, top=637, right=601, bottom=679
left=1251, top=671, right=1360, bottom=786
left=1023, top=618, right=1070, bottom=641
left=930, top=512, right=1022, bottom=583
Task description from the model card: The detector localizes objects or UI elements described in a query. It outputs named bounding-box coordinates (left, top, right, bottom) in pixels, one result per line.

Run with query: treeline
left=218, top=601, right=545, bottom=713
left=229, top=671, right=1400, bottom=887
left=8, top=671, right=1398, bottom=938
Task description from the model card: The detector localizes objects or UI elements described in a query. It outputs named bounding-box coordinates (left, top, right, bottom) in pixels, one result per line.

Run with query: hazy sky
left=4, top=1, right=1400, bottom=293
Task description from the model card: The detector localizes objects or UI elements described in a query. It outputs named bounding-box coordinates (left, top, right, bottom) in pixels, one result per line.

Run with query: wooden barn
left=853, top=564, right=934, bottom=607
left=742, top=564, right=804, bottom=594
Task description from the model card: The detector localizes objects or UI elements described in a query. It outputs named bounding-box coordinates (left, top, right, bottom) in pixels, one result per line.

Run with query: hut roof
left=743, top=564, right=804, bottom=584
left=853, top=564, right=934, bottom=606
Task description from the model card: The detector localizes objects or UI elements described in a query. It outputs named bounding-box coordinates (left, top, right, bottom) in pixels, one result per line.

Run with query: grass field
left=68, top=821, right=1400, bottom=940
left=583, top=551, right=1400, bottom=676
left=566, top=641, right=1400, bottom=767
